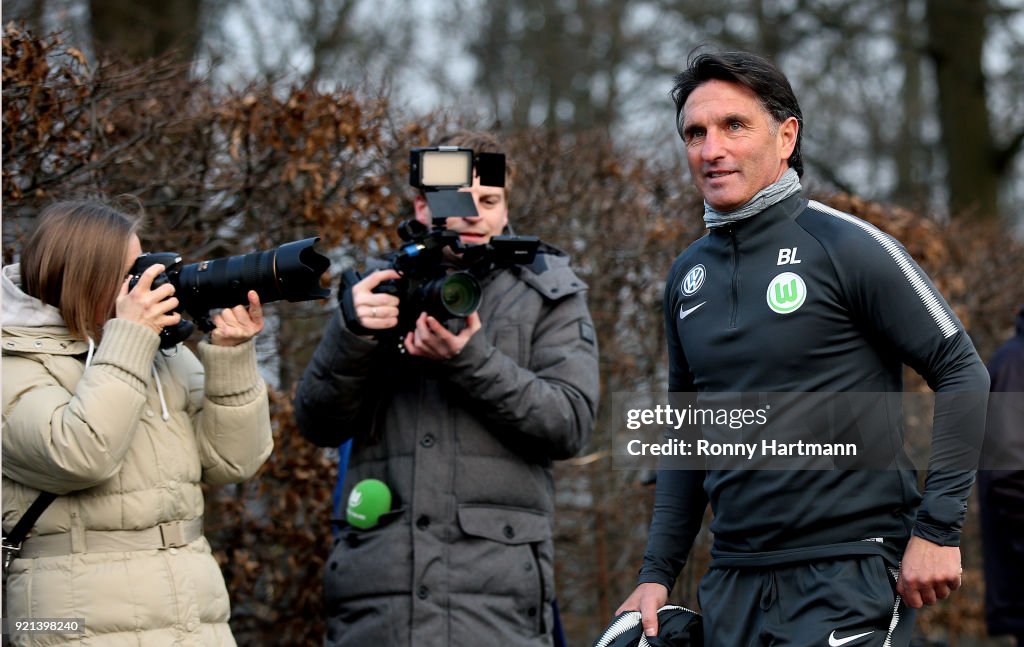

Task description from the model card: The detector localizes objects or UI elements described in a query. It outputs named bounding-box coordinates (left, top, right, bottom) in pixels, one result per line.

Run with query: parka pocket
left=455, top=505, right=554, bottom=638
left=457, top=504, right=551, bottom=545
left=335, top=507, right=406, bottom=542
left=325, top=507, right=411, bottom=605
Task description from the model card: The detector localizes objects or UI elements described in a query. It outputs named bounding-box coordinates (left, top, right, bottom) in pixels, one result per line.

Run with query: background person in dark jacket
left=615, top=51, right=989, bottom=647
left=293, top=131, right=600, bottom=647
left=978, top=305, right=1024, bottom=645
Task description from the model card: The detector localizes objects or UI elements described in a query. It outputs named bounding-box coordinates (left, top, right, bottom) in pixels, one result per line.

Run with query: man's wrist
left=637, top=571, right=676, bottom=593
left=441, top=329, right=490, bottom=369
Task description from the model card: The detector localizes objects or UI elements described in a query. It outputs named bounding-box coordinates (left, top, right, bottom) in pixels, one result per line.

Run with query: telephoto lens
left=175, top=237, right=330, bottom=314
left=128, top=237, right=331, bottom=348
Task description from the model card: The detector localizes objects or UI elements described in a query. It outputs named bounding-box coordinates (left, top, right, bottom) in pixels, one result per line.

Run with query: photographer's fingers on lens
left=246, top=290, right=264, bottom=325
left=403, top=317, right=434, bottom=357
left=209, top=307, right=258, bottom=347
left=211, top=295, right=265, bottom=345
left=464, top=312, right=482, bottom=336
left=405, top=313, right=462, bottom=359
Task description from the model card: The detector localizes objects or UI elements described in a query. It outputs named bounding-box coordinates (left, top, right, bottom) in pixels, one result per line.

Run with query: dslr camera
left=341, top=146, right=539, bottom=344
left=129, top=237, right=330, bottom=348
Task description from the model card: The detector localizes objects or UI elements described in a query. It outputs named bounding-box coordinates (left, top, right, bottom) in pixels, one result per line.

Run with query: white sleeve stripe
left=808, top=200, right=959, bottom=339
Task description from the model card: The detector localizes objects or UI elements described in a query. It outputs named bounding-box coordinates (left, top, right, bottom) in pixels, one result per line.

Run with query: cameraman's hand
left=404, top=312, right=481, bottom=360
left=116, top=263, right=181, bottom=335
left=210, top=290, right=265, bottom=347
left=352, top=269, right=401, bottom=331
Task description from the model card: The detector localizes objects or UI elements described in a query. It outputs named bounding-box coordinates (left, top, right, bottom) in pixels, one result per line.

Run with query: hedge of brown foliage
left=4, top=25, right=1023, bottom=646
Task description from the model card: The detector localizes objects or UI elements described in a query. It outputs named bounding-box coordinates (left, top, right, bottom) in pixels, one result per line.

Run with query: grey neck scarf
left=703, top=168, right=802, bottom=229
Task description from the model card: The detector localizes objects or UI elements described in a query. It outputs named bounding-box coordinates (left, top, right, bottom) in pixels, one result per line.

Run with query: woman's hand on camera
left=352, top=269, right=401, bottom=331
left=209, top=290, right=264, bottom=347
left=116, top=263, right=181, bottom=335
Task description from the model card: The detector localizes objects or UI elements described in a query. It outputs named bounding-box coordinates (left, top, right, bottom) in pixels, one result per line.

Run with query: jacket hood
left=2, top=264, right=65, bottom=328
left=2, top=263, right=91, bottom=356
left=3, top=263, right=170, bottom=415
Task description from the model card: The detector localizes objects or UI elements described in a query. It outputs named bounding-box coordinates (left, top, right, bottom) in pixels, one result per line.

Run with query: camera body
left=128, top=237, right=330, bottom=348
left=127, top=252, right=197, bottom=348
left=377, top=220, right=482, bottom=325
left=341, top=223, right=539, bottom=345
left=340, top=146, right=539, bottom=346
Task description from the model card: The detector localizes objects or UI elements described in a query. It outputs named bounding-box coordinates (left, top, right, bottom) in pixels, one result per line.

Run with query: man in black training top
left=294, top=131, right=599, bottom=647
left=616, top=51, right=989, bottom=647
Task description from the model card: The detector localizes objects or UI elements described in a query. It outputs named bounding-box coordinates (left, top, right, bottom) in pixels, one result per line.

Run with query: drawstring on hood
left=152, top=365, right=171, bottom=421
left=83, top=337, right=168, bottom=420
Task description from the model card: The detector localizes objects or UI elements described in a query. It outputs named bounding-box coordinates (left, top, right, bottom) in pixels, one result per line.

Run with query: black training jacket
left=639, top=195, right=989, bottom=589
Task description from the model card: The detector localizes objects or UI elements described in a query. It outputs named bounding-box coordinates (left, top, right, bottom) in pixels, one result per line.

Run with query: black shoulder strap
left=3, top=491, right=58, bottom=547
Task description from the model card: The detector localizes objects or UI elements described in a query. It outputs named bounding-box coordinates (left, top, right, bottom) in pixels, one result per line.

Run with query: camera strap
left=2, top=491, right=58, bottom=574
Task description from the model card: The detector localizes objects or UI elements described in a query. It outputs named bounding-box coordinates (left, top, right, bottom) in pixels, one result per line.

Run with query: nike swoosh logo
left=679, top=301, right=707, bottom=320
left=828, top=630, right=874, bottom=647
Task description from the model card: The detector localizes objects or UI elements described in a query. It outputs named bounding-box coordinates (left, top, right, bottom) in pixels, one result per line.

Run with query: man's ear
left=413, top=194, right=431, bottom=225
left=777, top=116, right=799, bottom=161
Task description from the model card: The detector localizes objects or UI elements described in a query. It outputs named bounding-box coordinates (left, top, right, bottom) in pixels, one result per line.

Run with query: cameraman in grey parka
left=294, top=131, right=600, bottom=647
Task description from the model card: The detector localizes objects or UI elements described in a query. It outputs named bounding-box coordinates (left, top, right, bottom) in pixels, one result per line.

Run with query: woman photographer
left=1, top=200, right=272, bottom=646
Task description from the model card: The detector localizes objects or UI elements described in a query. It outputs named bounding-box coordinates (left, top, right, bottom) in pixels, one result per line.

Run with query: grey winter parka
left=294, top=246, right=600, bottom=647
left=1, top=264, right=273, bottom=646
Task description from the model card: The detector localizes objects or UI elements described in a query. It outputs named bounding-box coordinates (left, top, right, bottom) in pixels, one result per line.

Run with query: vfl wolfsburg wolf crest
left=767, top=272, right=806, bottom=314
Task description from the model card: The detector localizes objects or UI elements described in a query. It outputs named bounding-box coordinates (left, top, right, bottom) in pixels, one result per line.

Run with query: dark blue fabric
left=977, top=307, right=1024, bottom=638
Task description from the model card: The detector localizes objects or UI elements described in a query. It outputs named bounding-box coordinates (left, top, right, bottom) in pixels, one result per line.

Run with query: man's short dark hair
left=670, top=51, right=804, bottom=177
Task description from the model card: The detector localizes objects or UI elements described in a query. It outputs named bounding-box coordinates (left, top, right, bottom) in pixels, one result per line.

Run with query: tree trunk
left=925, top=0, right=1000, bottom=220
left=894, top=0, right=926, bottom=207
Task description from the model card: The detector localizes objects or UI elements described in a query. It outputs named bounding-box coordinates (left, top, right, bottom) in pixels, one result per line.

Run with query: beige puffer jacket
left=1, top=264, right=273, bottom=646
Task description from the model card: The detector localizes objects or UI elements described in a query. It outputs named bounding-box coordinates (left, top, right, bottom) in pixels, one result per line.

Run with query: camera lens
left=175, top=238, right=330, bottom=314
left=440, top=272, right=481, bottom=317
left=416, top=271, right=481, bottom=320
left=175, top=251, right=274, bottom=313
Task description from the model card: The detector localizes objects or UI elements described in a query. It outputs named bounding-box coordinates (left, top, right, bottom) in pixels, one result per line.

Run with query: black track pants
left=697, top=557, right=915, bottom=647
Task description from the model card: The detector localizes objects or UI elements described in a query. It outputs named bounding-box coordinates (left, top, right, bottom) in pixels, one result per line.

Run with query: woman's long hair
left=20, top=200, right=142, bottom=341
